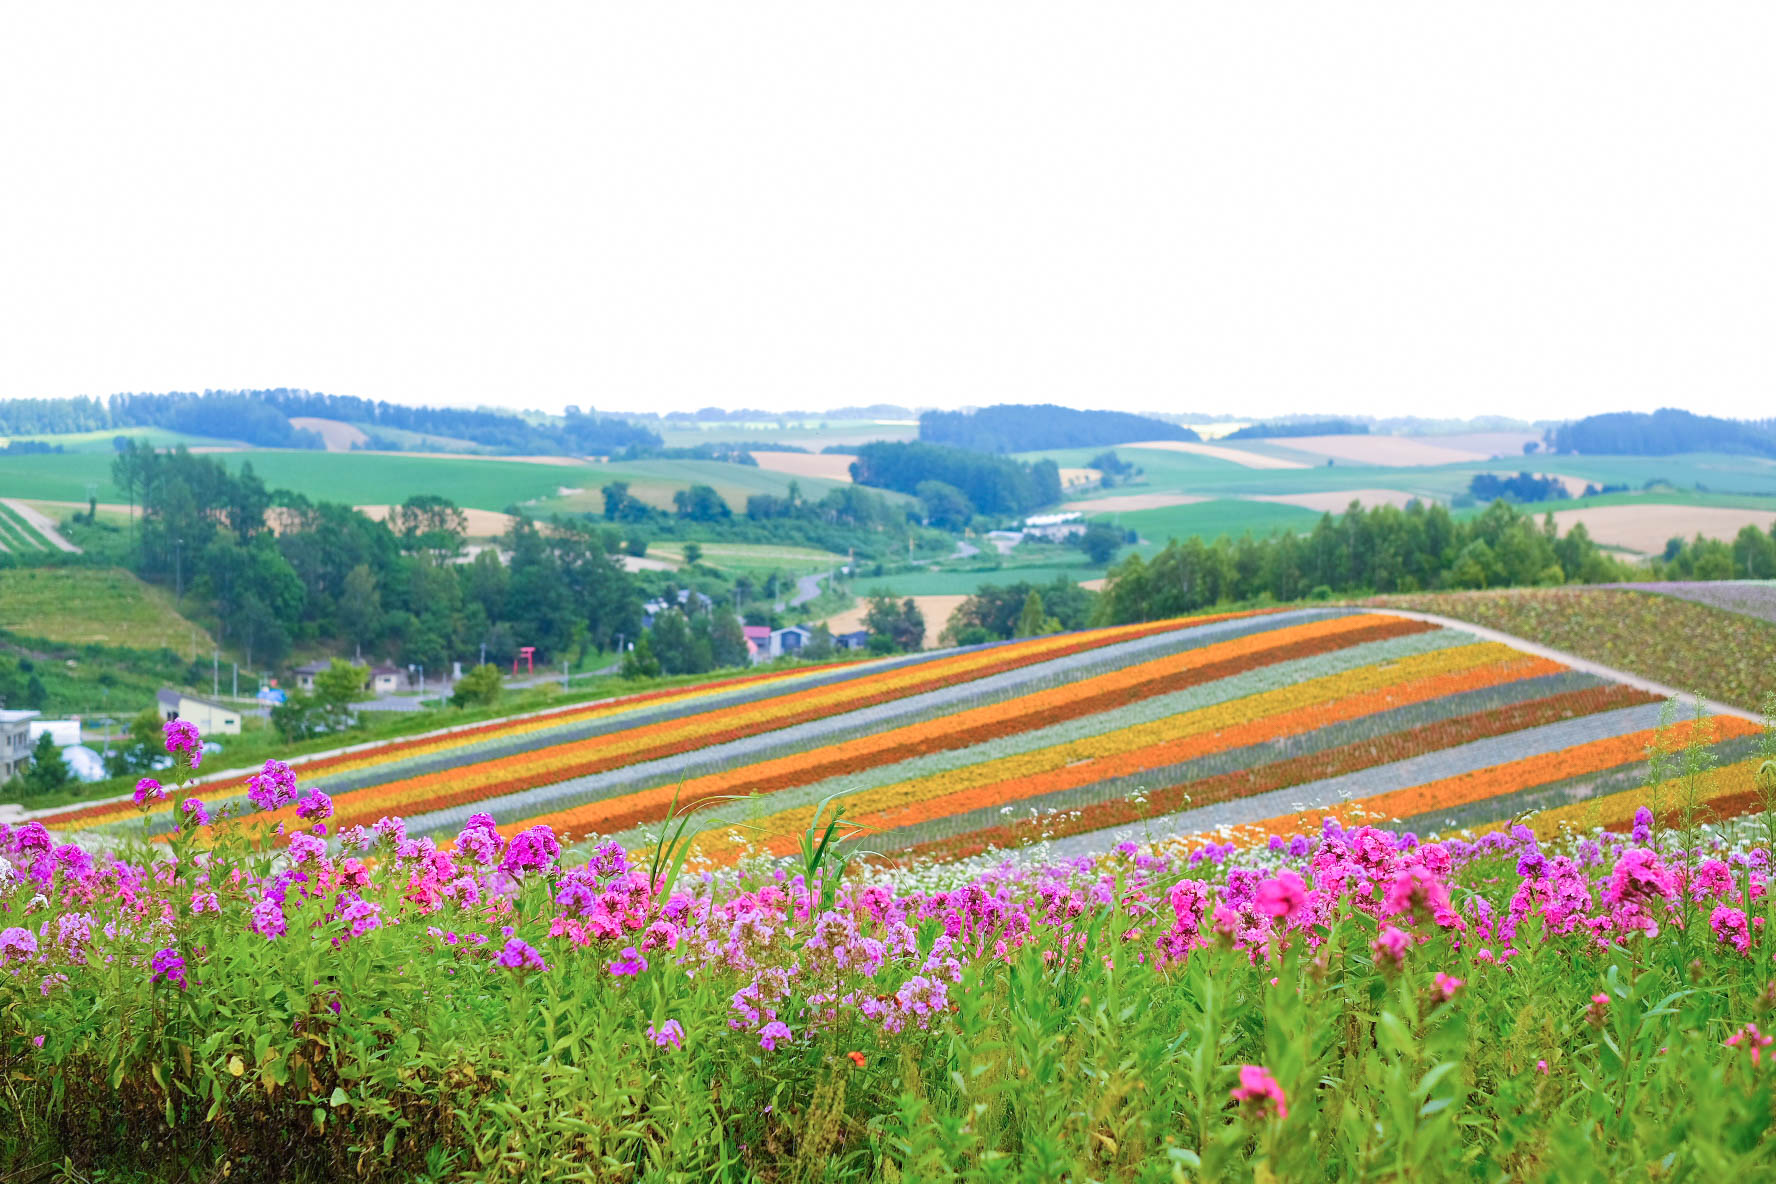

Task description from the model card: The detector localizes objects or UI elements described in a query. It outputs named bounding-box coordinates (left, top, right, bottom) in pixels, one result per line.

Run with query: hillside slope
left=42, top=608, right=1766, bottom=865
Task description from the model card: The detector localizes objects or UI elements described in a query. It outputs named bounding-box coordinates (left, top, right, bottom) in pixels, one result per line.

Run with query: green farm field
left=0, top=426, right=234, bottom=452
left=856, top=561, right=1107, bottom=596
left=1109, top=498, right=1327, bottom=551
left=528, top=458, right=884, bottom=516
left=0, top=567, right=215, bottom=651
left=0, top=448, right=884, bottom=517
left=646, top=541, right=848, bottom=572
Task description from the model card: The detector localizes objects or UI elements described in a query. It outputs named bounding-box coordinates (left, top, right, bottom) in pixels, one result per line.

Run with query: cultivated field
left=747, top=451, right=858, bottom=482
left=1549, top=504, right=1776, bottom=555
left=1060, top=492, right=1206, bottom=512
left=1245, top=487, right=1426, bottom=513
left=43, top=608, right=1762, bottom=864
left=1252, top=434, right=1508, bottom=467
left=288, top=417, right=370, bottom=450
left=13, top=605, right=1776, bottom=1181
left=1367, top=587, right=1776, bottom=712
left=0, top=566, right=213, bottom=650
left=1618, top=580, right=1776, bottom=624
left=817, top=593, right=968, bottom=648
left=1120, top=439, right=1309, bottom=469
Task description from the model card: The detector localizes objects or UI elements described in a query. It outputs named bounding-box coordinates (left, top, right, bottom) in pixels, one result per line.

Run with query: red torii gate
left=513, top=646, right=535, bottom=675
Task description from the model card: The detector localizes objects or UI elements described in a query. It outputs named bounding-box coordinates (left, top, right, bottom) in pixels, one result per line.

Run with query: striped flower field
left=42, top=607, right=1768, bottom=857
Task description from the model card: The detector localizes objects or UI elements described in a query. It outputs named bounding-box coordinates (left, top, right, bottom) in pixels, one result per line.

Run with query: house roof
left=293, top=661, right=331, bottom=675
left=0, top=708, right=41, bottom=723
left=772, top=625, right=812, bottom=638
left=370, top=664, right=401, bottom=676
left=158, top=688, right=228, bottom=713
left=742, top=626, right=772, bottom=641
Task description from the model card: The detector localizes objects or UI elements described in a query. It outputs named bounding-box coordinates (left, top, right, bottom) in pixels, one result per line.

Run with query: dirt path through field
left=2, top=498, right=80, bottom=552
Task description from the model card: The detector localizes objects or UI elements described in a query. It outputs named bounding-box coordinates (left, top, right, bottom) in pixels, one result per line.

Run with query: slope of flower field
left=44, top=607, right=1765, bottom=861
left=1366, top=587, right=1776, bottom=712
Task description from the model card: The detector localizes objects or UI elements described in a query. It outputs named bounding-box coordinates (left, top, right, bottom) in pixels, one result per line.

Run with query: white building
left=156, top=689, right=242, bottom=736
left=1021, top=512, right=1086, bottom=541
left=0, top=709, right=39, bottom=782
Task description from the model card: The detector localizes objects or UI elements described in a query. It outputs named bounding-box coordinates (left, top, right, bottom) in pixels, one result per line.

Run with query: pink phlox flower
left=1712, top=905, right=1752, bottom=955
left=163, top=719, right=203, bottom=765
left=1727, top=1022, right=1774, bottom=1066
left=1255, top=871, right=1308, bottom=923
left=608, top=946, right=649, bottom=977
left=1432, top=972, right=1463, bottom=1003
left=1230, top=1064, right=1288, bottom=1120
left=250, top=897, right=287, bottom=939
left=758, top=1020, right=792, bottom=1051
left=1371, top=924, right=1410, bottom=972
left=149, top=946, right=187, bottom=989
left=295, top=789, right=334, bottom=822
left=495, top=937, right=549, bottom=973
left=1, top=927, right=40, bottom=965
left=647, top=1019, right=685, bottom=1049
left=246, top=759, right=298, bottom=812
left=133, top=778, right=167, bottom=809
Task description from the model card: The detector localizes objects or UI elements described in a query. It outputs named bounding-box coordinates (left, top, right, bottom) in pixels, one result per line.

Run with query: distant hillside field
left=918, top=404, right=1197, bottom=453
left=1365, top=587, right=1776, bottom=712
left=288, top=417, right=369, bottom=451
left=0, top=567, right=214, bottom=651
left=0, top=448, right=878, bottom=517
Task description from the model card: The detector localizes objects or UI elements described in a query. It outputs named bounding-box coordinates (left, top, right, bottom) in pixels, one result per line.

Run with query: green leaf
left=330, top=1086, right=349, bottom=1108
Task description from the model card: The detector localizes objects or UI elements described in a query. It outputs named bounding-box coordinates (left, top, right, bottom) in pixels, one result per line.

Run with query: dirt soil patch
left=1549, top=505, right=1776, bottom=556
left=1255, top=435, right=1494, bottom=466
left=289, top=417, right=370, bottom=451
left=1122, top=441, right=1308, bottom=470
left=819, top=595, right=969, bottom=650
left=354, top=505, right=521, bottom=538
left=750, top=452, right=857, bottom=482
left=1062, top=493, right=1208, bottom=513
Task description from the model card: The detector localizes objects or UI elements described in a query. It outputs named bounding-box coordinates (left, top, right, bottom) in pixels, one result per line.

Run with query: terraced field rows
left=45, top=607, right=1768, bottom=859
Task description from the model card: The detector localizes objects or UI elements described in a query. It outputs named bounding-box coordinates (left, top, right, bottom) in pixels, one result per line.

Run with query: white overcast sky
left=2, top=4, right=1772, bottom=421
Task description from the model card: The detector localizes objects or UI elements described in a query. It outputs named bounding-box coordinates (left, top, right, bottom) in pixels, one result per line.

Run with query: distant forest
left=0, top=390, right=660, bottom=456
left=849, top=441, right=1062, bottom=518
left=1548, top=409, right=1776, bottom=458
left=1224, top=419, right=1369, bottom=440
left=1095, top=500, right=1638, bottom=621
left=917, top=404, right=1197, bottom=453
left=0, top=393, right=324, bottom=449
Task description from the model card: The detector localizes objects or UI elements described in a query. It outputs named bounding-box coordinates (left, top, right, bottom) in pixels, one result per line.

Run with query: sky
left=3, top=4, right=1773, bottom=422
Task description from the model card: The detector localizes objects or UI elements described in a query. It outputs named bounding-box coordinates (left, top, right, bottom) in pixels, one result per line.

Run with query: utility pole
left=212, top=649, right=219, bottom=698
left=232, top=663, right=238, bottom=697
left=174, top=536, right=184, bottom=603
